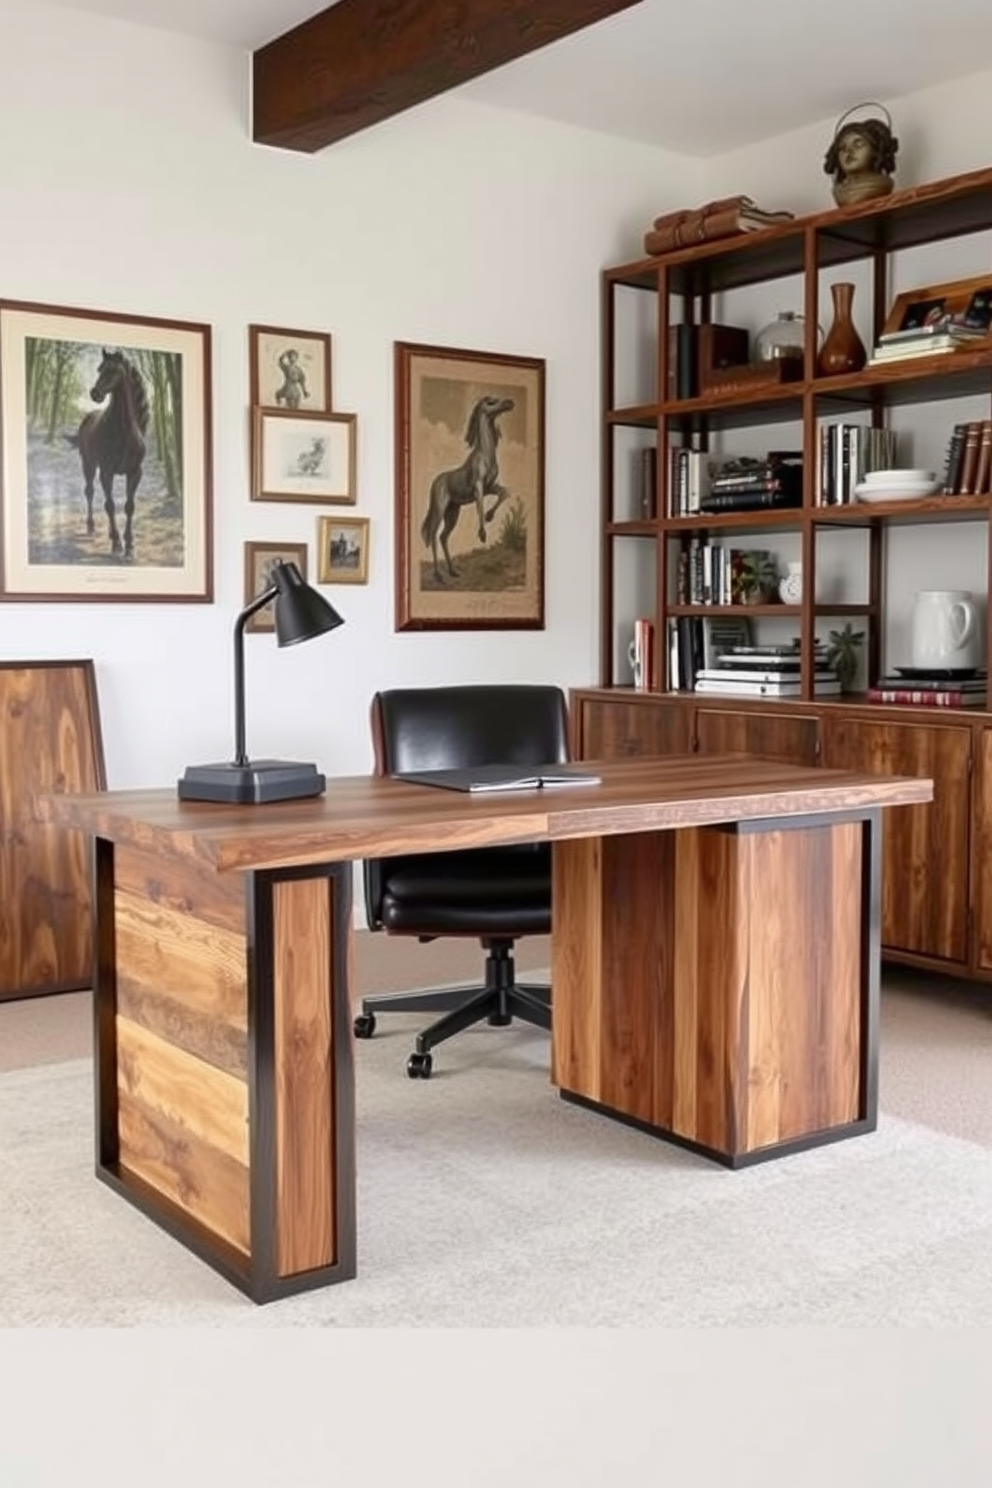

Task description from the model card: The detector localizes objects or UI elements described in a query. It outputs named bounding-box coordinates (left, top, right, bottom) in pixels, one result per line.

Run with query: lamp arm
left=232, top=584, right=278, bottom=767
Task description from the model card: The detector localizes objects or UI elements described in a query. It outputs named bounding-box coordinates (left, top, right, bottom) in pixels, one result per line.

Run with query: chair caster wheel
left=407, top=1051, right=433, bottom=1079
left=353, top=1012, right=376, bottom=1039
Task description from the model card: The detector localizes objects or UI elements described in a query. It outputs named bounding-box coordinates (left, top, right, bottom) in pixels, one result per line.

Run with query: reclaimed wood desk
left=45, top=756, right=931, bottom=1303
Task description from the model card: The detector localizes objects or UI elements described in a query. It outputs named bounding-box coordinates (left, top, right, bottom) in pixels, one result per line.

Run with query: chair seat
left=380, top=848, right=551, bottom=936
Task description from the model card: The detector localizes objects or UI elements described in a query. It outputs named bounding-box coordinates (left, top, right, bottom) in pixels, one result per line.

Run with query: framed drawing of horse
left=0, top=299, right=212, bottom=602
left=394, top=341, right=545, bottom=631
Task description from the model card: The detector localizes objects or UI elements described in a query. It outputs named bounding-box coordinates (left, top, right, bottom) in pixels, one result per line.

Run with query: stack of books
left=694, top=644, right=841, bottom=699
left=866, top=672, right=988, bottom=708
left=698, top=453, right=802, bottom=514
left=867, top=321, right=988, bottom=367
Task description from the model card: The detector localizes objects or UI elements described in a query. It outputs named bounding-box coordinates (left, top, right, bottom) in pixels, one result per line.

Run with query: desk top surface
left=42, top=754, right=932, bottom=874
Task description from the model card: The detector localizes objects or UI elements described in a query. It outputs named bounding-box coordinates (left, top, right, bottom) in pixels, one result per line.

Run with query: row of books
left=942, top=421, right=992, bottom=496
left=667, top=616, right=752, bottom=692
left=817, top=424, right=899, bottom=506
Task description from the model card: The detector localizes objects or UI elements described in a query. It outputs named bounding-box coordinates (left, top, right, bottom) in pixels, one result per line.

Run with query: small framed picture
left=317, top=516, right=369, bottom=584
left=243, top=540, right=308, bottom=632
left=251, top=409, right=357, bottom=504
left=882, top=274, right=992, bottom=339
left=248, top=324, right=332, bottom=412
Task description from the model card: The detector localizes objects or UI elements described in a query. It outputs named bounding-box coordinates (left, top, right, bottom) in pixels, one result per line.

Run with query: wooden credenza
left=0, top=660, right=105, bottom=1001
left=572, top=687, right=982, bottom=981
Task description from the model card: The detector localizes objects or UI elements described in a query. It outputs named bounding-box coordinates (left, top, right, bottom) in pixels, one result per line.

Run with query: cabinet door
left=972, top=730, right=992, bottom=971
left=694, top=707, right=819, bottom=766
left=820, top=715, right=970, bottom=963
left=576, top=696, right=691, bottom=760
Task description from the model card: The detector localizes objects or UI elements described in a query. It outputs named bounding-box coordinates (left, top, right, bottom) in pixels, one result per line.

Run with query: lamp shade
left=273, top=561, right=344, bottom=646
left=177, top=560, right=344, bottom=805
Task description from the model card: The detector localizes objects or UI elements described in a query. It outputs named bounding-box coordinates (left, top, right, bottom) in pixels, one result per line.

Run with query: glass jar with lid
left=754, top=310, right=807, bottom=362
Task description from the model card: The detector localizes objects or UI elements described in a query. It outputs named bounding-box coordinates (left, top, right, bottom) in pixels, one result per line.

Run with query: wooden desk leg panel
left=94, top=838, right=356, bottom=1302
left=552, top=816, right=878, bottom=1167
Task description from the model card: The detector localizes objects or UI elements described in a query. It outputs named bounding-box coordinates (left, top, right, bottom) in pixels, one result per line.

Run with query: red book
left=866, top=688, right=987, bottom=708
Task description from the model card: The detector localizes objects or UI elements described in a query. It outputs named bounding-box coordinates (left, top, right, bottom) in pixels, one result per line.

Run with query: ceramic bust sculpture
left=823, top=107, right=899, bottom=207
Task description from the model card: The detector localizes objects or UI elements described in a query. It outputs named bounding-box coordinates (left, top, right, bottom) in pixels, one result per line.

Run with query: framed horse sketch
left=0, top=299, right=212, bottom=602
left=394, top=341, right=545, bottom=630
left=248, top=324, right=332, bottom=413
left=251, top=408, right=356, bottom=504
left=317, top=515, right=370, bottom=584
left=243, top=539, right=309, bottom=633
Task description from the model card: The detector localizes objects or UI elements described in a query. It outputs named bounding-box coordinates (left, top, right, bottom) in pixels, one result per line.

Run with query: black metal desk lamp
left=178, top=561, right=344, bottom=804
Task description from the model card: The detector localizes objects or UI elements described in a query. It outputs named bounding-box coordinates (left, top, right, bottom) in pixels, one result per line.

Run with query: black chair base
left=354, top=939, right=550, bottom=1078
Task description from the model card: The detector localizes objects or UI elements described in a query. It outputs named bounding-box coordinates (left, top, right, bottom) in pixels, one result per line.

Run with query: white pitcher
left=910, top=590, right=980, bottom=670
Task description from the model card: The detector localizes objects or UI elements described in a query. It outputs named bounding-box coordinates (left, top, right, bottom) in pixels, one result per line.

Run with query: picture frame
left=394, top=341, right=545, bottom=631
left=243, top=540, right=308, bottom=633
left=881, top=274, right=992, bottom=339
left=248, top=324, right=332, bottom=413
left=0, top=298, right=212, bottom=602
left=251, top=408, right=356, bottom=505
left=317, top=515, right=369, bottom=585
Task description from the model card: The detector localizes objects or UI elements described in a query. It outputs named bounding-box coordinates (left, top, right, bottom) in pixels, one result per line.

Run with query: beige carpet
left=4, top=1016, right=992, bottom=1326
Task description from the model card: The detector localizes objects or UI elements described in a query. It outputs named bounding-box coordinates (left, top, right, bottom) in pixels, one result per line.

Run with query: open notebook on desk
left=395, top=763, right=602, bottom=794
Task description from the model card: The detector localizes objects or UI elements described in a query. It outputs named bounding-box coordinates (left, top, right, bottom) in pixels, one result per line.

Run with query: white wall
left=0, top=0, right=694, bottom=788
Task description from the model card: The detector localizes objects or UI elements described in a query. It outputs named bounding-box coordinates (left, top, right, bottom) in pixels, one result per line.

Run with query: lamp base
left=177, top=759, right=326, bottom=805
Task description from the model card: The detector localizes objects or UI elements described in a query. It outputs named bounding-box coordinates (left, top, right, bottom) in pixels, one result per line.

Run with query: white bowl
left=854, top=481, right=940, bottom=503
left=863, top=468, right=937, bottom=486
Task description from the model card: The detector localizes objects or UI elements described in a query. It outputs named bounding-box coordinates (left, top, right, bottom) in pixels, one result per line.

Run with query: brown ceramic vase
left=818, top=281, right=867, bottom=376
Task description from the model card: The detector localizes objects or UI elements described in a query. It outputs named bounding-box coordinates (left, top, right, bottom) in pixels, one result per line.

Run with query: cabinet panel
left=820, top=715, right=970, bottom=963
left=973, top=730, right=992, bottom=971
left=694, top=708, right=819, bottom=767
left=576, top=696, right=690, bottom=760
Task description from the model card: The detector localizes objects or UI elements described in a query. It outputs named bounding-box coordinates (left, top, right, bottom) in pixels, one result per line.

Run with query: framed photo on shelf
left=317, top=515, right=369, bottom=584
left=248, top=324, right=332, bottom=412
left=394, top=341, right=545, bottom=632
left=251, top=408, right=356, bottom=504
left=0, top=298, right=212, bottom=602
left=242, top=539, right=308, bottom=633
left=881, top=273, right=992, bottom=339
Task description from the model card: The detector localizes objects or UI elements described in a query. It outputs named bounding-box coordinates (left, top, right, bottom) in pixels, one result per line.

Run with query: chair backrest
left=363, top=685, right=570, bottom=931
left=370, top=684, right=570, bottom=776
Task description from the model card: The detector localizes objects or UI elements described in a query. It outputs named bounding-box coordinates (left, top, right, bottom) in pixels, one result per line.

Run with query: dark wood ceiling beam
left=253, top=0, right=643, bottom=153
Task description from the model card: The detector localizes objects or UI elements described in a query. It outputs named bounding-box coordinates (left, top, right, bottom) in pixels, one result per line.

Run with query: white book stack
left=694, top=645, right=840, bottom=698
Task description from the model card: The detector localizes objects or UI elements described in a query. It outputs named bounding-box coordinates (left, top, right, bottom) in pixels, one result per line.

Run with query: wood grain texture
left=272, top=875, right=335, bottom=1276
left=974, top=727, right=992, bottom=970
left=43, top=756, right=931, bottom=874
left=115, top=880, right=248, bottom=1078
left=0, top=661, right=105, bottom=998
left=577, top=695, right=690, bottom=759
left=252, top=0, right=643, bottom=152
left=116, top=1015, right=250, bottom=1250
left=819, top=715, right=969, bottom=963
left=553, top=820, right=864, bottom=1160
left=694, top=708, right=819, bottom=767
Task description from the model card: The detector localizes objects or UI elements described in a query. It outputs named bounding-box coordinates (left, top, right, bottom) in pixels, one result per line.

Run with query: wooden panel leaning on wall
left=0, top=660, right=106, bottom=1001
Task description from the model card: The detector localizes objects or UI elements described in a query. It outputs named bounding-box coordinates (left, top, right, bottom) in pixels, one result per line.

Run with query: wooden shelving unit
left=580, top=164, right=992, bottom=985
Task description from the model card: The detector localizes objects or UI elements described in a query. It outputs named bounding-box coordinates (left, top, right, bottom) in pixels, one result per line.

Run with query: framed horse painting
left=394, top=341, right=545, bottom=631
left=0, top=299, right=212, bottom=601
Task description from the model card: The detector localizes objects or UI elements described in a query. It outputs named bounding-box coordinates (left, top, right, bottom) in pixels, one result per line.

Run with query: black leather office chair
left=354, top=683, right=570, bottom=1078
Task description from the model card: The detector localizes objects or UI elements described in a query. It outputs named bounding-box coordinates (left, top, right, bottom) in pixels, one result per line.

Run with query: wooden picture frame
left=881, top=274, right=992, bottom=339
left=0, top=299, right=212, bottom=601
left=317, top=515, right=369, bottom=584
left=243, top=540, right=308, bottom=633
left=394, top=341, right=545, bottom=631
left=248, top=324, right=332, bottom=412
left=251, top=408, right=356, bottom=504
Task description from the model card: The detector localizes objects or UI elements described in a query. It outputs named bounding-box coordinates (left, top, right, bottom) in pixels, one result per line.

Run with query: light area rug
left=4, top=1021, right=992, bottom=1326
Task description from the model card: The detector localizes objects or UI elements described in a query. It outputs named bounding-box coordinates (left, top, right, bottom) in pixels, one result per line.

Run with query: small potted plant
left=825, top=623, right=865, bottom=691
